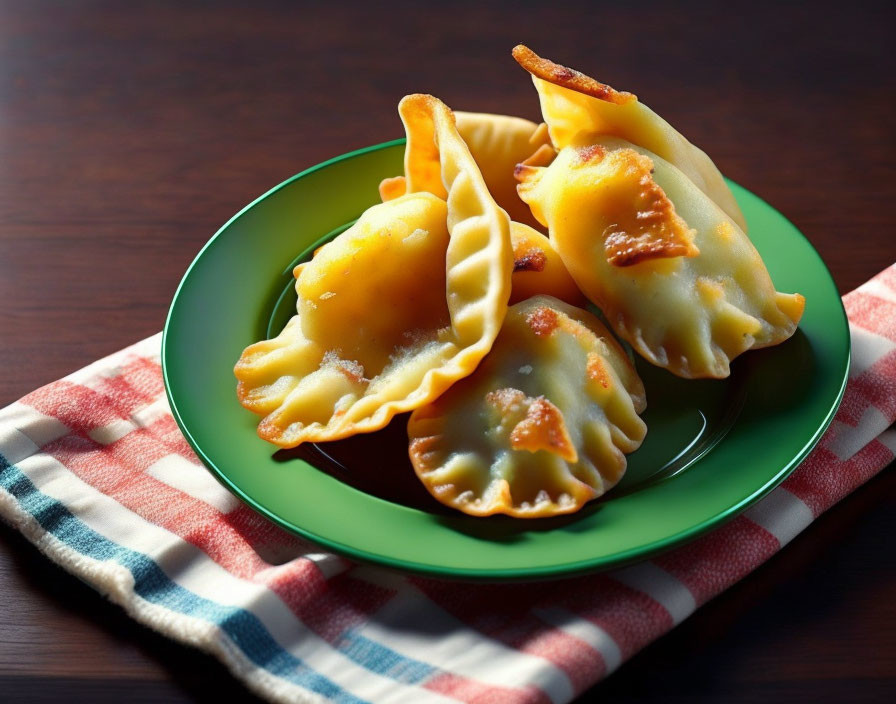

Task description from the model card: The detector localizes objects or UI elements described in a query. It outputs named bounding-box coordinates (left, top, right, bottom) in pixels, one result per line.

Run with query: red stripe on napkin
left=413, top=579, right=603, bottom=691
left=845, top=292, right=896, bottom=340
left=566, top=575, right=675, bottom=657
left=654, top=517, right=780, bottom=606
left=784, top=440, right=894, bottom=516
left=283, top=576, right=395, bottom=643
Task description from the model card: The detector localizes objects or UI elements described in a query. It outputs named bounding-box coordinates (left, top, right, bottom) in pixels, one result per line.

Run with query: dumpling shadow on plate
left=273, top=418, right=615, bottom=544
left=613, top=328, right=813, bottom=496
left=611, top=356, right=748, bottom=495
left=733, top=327, right=816, bottom=420
left=428, top=500, right=612, bottom=544
left=274, top=414, right=453, bottom=515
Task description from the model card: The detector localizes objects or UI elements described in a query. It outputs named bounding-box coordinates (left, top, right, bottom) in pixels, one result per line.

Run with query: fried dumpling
left=380, top=110, right=553, bottom=229
left=381, top=114, right=580, bottom=306
left=517, top=137, right=805, bottom=379
left=235, top=94, right=512, bottom=447
left=512, top=45, right=746, bottom=231
left=514, top=51, right=805, bottom=379
left=509, top=222, right=585, bottom=306
left=407, top=296, right=647, bottom=518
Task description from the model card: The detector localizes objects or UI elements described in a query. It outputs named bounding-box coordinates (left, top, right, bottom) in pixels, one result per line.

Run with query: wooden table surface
left=1, top=1, right=893, bottom=701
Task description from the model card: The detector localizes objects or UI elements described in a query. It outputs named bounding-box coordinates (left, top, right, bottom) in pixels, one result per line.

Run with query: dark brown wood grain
left=0, top=1, right=893, bottom=702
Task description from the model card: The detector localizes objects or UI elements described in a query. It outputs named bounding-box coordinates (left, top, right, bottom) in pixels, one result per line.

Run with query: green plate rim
left=162, top=139, right=850, bottom=581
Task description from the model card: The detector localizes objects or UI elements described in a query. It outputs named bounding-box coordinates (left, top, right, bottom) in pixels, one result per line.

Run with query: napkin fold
left=2, top=265, right=894, bottom=704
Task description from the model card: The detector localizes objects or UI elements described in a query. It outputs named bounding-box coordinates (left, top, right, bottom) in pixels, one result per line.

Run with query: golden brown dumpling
left=382, top=113, right=580, bottom=306
left=514, top=49, right=804, bottom=379
left=380, top=110, right=552, bottom=229
left=512, top=45, right=746, bottom=231
left=235, top=94, right=513, bottom=447
left=407, top=296, right=647, bottom=518
left=509, top=222, right=585, bottom=306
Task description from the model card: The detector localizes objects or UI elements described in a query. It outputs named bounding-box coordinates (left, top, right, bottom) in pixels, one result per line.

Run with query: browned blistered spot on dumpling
left=510, top=396, right=578, bottom=463
left=513, top=248, right=548, bottom=273
left=599, top=149, right=700, bottom=267
left=484, top=388, right=578, bottom=463
left=512, top=45, right=636, bottom=105
left=526, top=305, right=559, bottom=337
left=605, top=236, right=691, bottom=267
left=509, top=222, right=585, bottom=306
left=575, top=144, right=607, bottom=164
left=586, top=352, right=611, bottom=389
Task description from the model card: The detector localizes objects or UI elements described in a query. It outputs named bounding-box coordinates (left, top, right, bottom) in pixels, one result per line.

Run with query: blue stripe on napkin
left=0, top=453, right=370, bottom=704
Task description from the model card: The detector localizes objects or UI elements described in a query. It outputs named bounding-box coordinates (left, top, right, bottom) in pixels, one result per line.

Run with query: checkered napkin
left=1, top=266, right=894, bottom=704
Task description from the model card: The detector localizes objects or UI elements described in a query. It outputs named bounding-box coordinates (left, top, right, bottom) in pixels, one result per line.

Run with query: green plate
left=162, top=140, right=849, bottom=581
